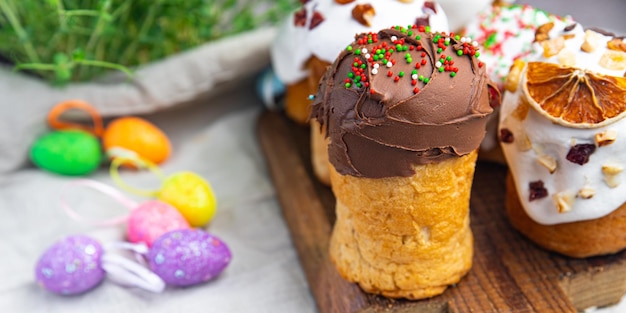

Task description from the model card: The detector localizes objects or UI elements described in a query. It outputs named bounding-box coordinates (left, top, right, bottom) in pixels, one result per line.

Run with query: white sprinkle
left=365, top=53, right=371, bottom=59
left=361, top=48, right=368, bottom=54
left=373, top=63, right=379, bottom=69
left=371, top=68, right=378, bottom=75
left=412, top=74, right=418, bottom=80
left=386, top=61, right=392, bottom=68
left=391, top=36, right=398, bottom=41
left=84, top=244, right=96, bottom=255
left=472, top=40, right=478, bottom=47
left=435, top=61, right=442, bottom=68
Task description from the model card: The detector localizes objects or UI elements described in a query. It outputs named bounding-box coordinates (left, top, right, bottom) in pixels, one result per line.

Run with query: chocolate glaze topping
left=310, top=26, right=498, bottom=178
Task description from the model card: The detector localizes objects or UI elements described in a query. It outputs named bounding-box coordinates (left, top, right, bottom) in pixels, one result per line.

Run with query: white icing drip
left=271, top=0, right=449, bottom=84
left=500, top=26, right=626, bottom=225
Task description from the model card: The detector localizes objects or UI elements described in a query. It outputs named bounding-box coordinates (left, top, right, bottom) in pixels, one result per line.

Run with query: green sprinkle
left=405, top=53, right=411, bottom=58
left=355, top=75, right=361, bottom=82
left=423, top=77, right=430, bottom=83
left=475, top=52, right=481, bottom=57
left=408, top=31, right=413, bottom=36
left=455, top=35, right=460, bottom=40
left=361, top=64, right=366, bottom=69
left=345, top=82, right=351, bottom=88
left=395, top=25, right=401, bottom=30
left=416, top=35, right=421, bottom=40
left=356, top=83, right=362, bottom=88
left=353, top=62, right=358, bottom=67
left=439, top=67, right=444, bottom=72
left=368, top=39, right=373, bottom=44
left=412, top=69, right=417, bottom=75
left=425, top=26, right=430, bottom=33
left=418, top=75, right=425, bottom=81
left=346, top=46, right=353, bottom=51
left=355, top=49, right=361, bottom=55
left=437, top=47, right=443, bottom=53
left=457, top=50, right=463, bottom=56
left=450, top=72, right=456, bottom=77
left=348, top=73, right=354, bottom=78
left=373, top=55, right=379, bottom=61
left=396, top=44, right=402, bottom=50
left=444, top=41, right=450, bottom=46
left=446, top=56, right=452, bottom=61
left=406, top=58, right=412, bottom=63
left=389, top=48, right=394, bottom=53
left=399, top=71, right=405, bottom=77
left=376, top=49, right=381, bottom=54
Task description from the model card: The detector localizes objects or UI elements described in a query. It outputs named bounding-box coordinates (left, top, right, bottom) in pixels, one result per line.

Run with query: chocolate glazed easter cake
left=310, top=26, right=497, bottom=299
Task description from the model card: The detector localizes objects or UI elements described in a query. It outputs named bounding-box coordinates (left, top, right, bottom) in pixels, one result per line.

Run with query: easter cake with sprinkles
left=310, top=25, right=498, bottom=299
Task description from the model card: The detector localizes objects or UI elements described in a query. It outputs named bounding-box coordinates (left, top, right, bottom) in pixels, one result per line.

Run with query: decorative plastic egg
left=35, top=235, right=105, bottom=295
left=158, top=172, right=217, bottom=227
left=147, top=229, right=232, bottom=286
left=102, top=117, right=171, bottom=165
left=30, top=130, right=102, bottom=176
left=127, top=200, right=191, bottom=247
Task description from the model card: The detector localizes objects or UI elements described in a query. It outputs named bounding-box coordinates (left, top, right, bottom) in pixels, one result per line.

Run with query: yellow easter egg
left=103, top=117, right=171, bottom=165
left=158, top=172, right=217, bottom=227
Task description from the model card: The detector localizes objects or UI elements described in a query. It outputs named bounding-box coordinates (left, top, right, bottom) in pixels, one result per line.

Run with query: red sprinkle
left=394, top=76, right=400, bottom=82
left=387, top=71, right=393, bottom=77
left=421, top=59, right=427, bottom=65
left=413, top=87, right=420, bottom=94
left=411, top=79, right=417, bottom=86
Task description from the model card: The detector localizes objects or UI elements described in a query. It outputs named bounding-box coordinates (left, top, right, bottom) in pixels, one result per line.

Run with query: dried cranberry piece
left=299, top=0, right=310, bottom=4
left=423, top=1, right=437, bottom=13
left=564, top=23, right=576, bottom=32
left=499, top=128, right=514, bottom=143
left=294, top=8, right=307, bottom=27
left=415, top=16, right=430, bottom=27
left=528, top=180, right=548, bottom=201
left=566, top=144, right=596, bottom=165
left=310, top=11, right=325, bottom=29
left=488, top=84, right=501, bottom=108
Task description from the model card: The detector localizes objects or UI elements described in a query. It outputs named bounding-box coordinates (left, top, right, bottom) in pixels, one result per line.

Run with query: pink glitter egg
left=147, top=229, right=232, bottom=286
left=127, top=200, right=190, bottom=247
left=35, top=235, right=105, bottom=295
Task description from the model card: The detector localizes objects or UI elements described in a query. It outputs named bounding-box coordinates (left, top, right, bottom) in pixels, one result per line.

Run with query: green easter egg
left=30, top=130, right=102, bottom=175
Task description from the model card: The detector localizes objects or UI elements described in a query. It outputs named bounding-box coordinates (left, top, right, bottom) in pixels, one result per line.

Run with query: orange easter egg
left=103, top=117, right=171, bottom=165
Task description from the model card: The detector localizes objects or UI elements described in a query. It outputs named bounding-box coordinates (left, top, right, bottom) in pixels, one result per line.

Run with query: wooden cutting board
left=257, top=110, right=626, bottom=313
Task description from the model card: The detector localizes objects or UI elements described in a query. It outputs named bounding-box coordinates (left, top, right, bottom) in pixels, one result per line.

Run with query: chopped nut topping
left=581, top=30, right=603, bottom=52
left=602, top=163, right=624, bottom=188
left=562, top=34, right=576, bottom=40
left=553, top=192, right=575, bottom=213
left=535, top=22, right=554, bottom=42
left=557, top=50, right=576, bottom=67
left=294, top=8, right=307, bottom=27
left=352, top=4, right=375, bottom=27
left=516, top=131, right=532, bottom=152
left=595, top=130, right=617, bottom=147
left=537, top=154, right=557, bottom=174
left=511, top=96, right=530, bottom=121
left=599, top=50, right=626, bottom=71
left=577, top=186, right=595, bottom=199
left=542, top=36, right=566, bottom=58
left=505, top=59, right=525, bottom=93
left=335, top=0, right=355, bottom=4
left=607, top=38, right=626, bottom=52
left=563, top=24, right=577, bottom=32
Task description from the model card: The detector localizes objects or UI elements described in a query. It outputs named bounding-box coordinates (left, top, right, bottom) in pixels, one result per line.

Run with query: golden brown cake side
left=284, top=56, right=330, bottom=125
left=310, top=119, right=331, bottom=186
left=506, top=173, right=626, bottom=258
left=329, top=151, right=477, bottom=299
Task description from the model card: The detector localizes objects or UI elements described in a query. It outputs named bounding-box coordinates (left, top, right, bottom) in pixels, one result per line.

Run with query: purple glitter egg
left=147, top=229, right=232, bottom=287
left=35, top=235, right=105, bottom=295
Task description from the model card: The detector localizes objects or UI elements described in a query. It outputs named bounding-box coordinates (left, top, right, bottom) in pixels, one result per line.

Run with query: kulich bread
left=506, top=174, right=626, bottom=258
left=311, top=26, right=496, bottom=299
left=310, top=119, right=331, bottom=186
left=499, top=22, right=626, bottom=257
left=330, top=151, right=476, bottom=299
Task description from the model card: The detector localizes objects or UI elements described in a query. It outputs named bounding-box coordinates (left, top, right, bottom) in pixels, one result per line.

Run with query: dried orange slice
left=522, top=61, right=626, bottom=128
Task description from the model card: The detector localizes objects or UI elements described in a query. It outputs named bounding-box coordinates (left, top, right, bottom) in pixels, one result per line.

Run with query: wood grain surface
left=257, top=110, right=626, bottom=313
